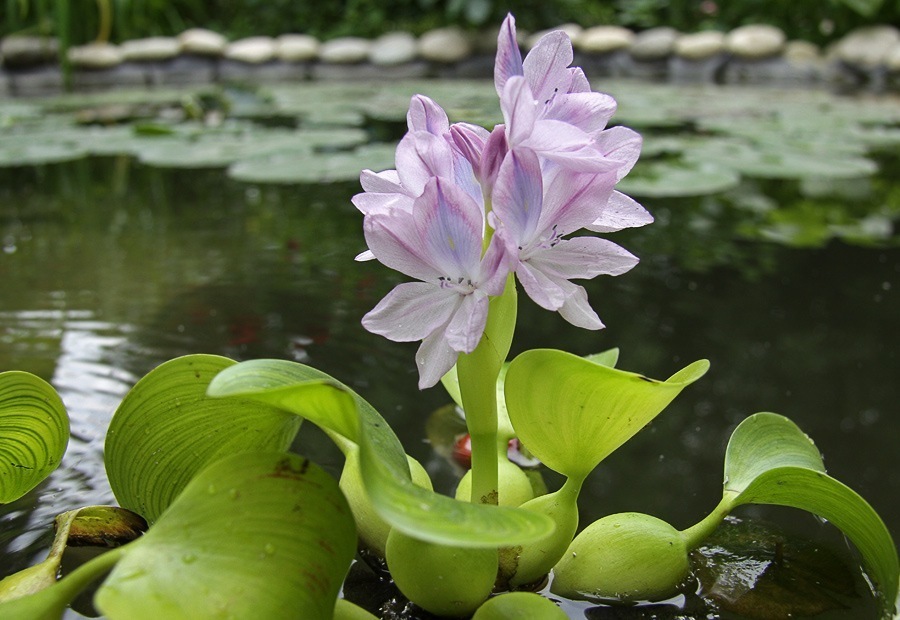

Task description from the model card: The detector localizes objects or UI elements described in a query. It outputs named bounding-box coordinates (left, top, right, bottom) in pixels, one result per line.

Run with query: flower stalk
left=456, top=275, right=517, bottom=504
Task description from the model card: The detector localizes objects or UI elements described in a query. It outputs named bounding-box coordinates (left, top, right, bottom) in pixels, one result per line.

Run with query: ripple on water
left=0, top=308, right=136, bottom=576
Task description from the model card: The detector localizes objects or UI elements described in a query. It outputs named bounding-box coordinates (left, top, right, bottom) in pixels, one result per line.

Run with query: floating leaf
left=105, top=355, right=301, bottom=523
left=0, top=506, right=145, bottom=618
left=95, top=451, right=356, bottom=620
left=686, top=140, right=878, bottom=180
left=505, top=350, right=709, bottom=481
left=0, top=509, right=80, bottom=603
left=0, top=141, right=87, bottom=167
left=227, top=143, right=396, bottom=184
left=721, top=413, right=899, bottom=616
left=619, top=160, right=741, bottom=198
left=0, top=371, right=69, bottom=503
left=207, top=359, right=554, bottom=548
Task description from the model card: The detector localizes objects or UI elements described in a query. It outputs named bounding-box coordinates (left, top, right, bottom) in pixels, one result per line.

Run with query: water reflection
left=0, top=158, right=897, bottom=617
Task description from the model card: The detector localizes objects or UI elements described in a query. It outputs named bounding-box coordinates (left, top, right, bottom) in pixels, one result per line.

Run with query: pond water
left=0, top=80, right=898, bottom=618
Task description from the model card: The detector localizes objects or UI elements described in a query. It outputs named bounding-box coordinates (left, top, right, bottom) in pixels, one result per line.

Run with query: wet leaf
left=0, top=505, right=145, bottom=604
left=95, top=451, right=356, bottom=620
left=64, top=506, right=148, bottom=548
left=505, top=350, right=709, bottom=481
left=722, top=412, right=899, bottom=616
left=0, top=371, right=69, bottom=503
left=105, top=354, right=301, bottom=523
left=207, top=359, right=554, bottom=547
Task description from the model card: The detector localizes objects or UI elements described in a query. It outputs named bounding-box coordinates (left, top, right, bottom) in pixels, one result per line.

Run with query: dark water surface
left=0, top=156, right=897, bottom=617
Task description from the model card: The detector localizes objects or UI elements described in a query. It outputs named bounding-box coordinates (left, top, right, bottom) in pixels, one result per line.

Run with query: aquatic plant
left=0, top=13, right=897, bottom=620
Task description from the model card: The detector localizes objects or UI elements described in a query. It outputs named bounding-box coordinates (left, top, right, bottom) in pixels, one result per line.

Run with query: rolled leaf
left=105, top=355, right=301, bottom=523
left=0, top=371, right=69, bottom=503
left=722, top=412, right=899, bottom=616
left=207, top=359, right=555, bottom=548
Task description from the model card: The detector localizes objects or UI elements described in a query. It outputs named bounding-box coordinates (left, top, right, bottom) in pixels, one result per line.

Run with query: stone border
left=1, top=23, right=899, bottom=97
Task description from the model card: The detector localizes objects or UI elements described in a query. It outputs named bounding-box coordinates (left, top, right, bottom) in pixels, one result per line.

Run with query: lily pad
left=228, top=143, right=396, bottom=184
left=686, top=140, right=878, bottom=180
left=0, top=141, right=87, bottom=167
left=619, top=159, right=741, bottom=198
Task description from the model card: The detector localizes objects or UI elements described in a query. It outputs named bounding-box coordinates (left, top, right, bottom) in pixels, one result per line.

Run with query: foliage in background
left=0, top=0, right=897, bottom=48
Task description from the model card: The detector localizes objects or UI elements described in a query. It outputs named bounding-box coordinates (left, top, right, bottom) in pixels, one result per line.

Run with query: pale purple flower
left=495, top=14, right=617, bottom=137
left=494, top=14, right=648, bottom=181
left=362, top=177, right=507, bottom=388
left=491, top=148, right=640, bottom=329
left=356, top=14, right=657, bottom=386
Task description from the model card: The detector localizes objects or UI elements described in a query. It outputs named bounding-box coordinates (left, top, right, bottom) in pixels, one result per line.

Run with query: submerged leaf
left=693, top=516, right=868, bottom=618
left=721, top=413, right=899, bottom=616
left=0, top=371, right=69, bottom=503
left=95, top=451, right=356, bottom=620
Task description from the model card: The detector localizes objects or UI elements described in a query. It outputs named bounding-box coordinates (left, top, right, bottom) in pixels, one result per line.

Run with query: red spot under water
left=452, top=435, right=523, bottom=470
left=228, top=313, right=262, bottom=345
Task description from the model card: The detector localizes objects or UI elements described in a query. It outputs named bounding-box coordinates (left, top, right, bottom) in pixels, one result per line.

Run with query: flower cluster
left=354, top=14, right=652, bottom=389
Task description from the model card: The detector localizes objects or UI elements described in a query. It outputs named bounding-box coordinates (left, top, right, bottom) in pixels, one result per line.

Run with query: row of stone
left=1, top=22, right=899, bottom=93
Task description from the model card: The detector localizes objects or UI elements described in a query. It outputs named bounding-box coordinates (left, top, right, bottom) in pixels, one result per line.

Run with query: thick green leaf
left=95, top=451, right=356, bottom=620
left=722, top=413, right=899, bottom=616
left=207, top=359, right=555, bottom=548
left=440, top=348, right=622, bottom=444
left=0, top=371, right=69, bottom=503
left=723, top=411, right=825, bottom=493
left=105, top=355, right=301, bottom=523
left=505, top=350, right=709, bottom=481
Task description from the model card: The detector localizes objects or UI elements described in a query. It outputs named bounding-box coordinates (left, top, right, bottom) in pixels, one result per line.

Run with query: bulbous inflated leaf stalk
left=95, top=451, right=356, bottom=620
left=105, top=355, right=301, bottom=523
left=0, top=371, right=69, bottom=503
left=721, top=412, right=899, bottom=617
left=207, top=358, right=554, bottom=548
left=504, top=349, right=709, bottom=481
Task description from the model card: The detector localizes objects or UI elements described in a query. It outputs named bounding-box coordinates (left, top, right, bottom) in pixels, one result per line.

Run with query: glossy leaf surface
left=96, top=451, right=355, bottom=619
left=0, top=371, right=69, bottom=503
left=207, top=359, right=554, bottom=547
left=105, top=355, right=301, bottom=522
left=723, top=413, right=899, bottom=616
left=505, top=350, right=709, bottom=480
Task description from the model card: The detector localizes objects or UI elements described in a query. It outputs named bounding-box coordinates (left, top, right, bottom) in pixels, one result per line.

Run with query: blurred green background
left=1, top=0, right=896, bottom=48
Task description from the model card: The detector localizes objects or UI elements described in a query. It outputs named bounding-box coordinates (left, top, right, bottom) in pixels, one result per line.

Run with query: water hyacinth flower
left=491, top=148, right=639, bottom=329
left=361, top=177, right=506, bottom=389
left=355, top=12, right=653, bottom=388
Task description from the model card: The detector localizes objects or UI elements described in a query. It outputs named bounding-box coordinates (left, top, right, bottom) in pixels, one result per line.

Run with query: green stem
left=52, top=544, right=127, bottom=606
left=679, top=494, right=734, bottom=550
left=456, top=276, right=517, bottom=505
